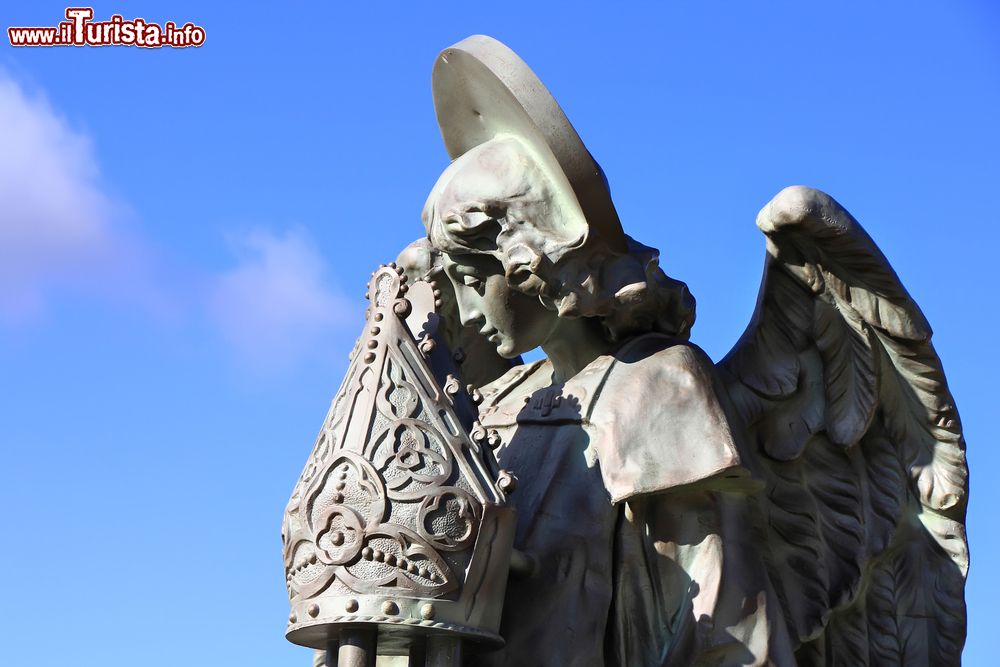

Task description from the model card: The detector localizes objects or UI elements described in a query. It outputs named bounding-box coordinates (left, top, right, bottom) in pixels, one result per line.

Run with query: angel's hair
left=424, top=139, right=695, bottom=342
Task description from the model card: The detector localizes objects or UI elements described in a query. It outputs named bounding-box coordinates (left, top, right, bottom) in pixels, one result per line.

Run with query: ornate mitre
left=281, top=264, right=516, bottom=657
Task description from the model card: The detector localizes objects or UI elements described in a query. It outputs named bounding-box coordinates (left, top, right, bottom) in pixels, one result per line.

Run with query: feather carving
left=718, top=186, right=968, bottom=664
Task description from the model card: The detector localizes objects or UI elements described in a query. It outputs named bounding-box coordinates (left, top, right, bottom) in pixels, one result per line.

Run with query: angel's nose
left=453, top=284, right=485, bottom=329
left=460, top=307, right=485, bottom=329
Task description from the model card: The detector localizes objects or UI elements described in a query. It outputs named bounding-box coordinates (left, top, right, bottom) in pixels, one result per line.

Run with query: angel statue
left=290, top=36, right=968, bottom=667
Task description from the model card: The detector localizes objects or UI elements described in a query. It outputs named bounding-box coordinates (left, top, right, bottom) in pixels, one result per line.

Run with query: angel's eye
left=462, top=275, right=484, bottom=290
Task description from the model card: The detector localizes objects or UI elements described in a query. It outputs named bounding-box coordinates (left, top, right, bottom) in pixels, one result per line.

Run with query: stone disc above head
left=432, top=34, right=627, bottom=253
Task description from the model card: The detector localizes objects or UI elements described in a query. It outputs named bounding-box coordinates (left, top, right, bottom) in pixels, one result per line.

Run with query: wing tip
left=758, top=185, right=845, bottom=233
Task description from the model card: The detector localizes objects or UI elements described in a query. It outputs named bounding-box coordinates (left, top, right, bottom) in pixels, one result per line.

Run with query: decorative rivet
left=362, top=547, right=373, bottom=560
left=388, top=262, right=397, bottom=269
left=334, top=480, right=346, bottom=491
left=373, top=549, right=385, bottom=562
left=344, top=599, right=359, bottom=613
left=385, top=554, right=397, bottom=567
left=468, top=385, right=483, bottom=405
left=399, top=284, right=409, bottom=294
left=374, top=313, right=383, bottom=322
left=332, top=492, right=344, bottom=503
left=408, top=563, right=418, bottom=574
left=307, top=603, right=320, bottom=618
left=366, top=339, right=378, bottom=349
left=399, top=273, right=408, bottom=282
left=418, top=567, right=430, bottom=578
left=308, top=552, right=318, bottom=564
left=363, top=352, right=376, bottom=364
left=421, top=603, right=435, bottom=620
left=497, top=470, right=517, bottom=493
left=370, top=327, right=380, bottom=335
left=289, top=611, right=297, bottom=623
left=470, top=422, right=487, bottom=442
left=432, top=289, right=442, bottom=298
left=330, top=532, right=344, bottom=546
left=398, top=558, right=408, bottom=570
left=382, top=600, right=399, bottom=615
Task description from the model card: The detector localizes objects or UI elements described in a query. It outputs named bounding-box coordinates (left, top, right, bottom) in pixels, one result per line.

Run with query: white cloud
left=208, top=228, right=356, bottom=370
left=0, top=71, right=133, bottom=323
left=0, top=69, right=353, bottom=370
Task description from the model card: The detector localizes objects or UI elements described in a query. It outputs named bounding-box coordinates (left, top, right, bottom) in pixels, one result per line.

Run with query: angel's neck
left=542, top=317, right=610, bottom=384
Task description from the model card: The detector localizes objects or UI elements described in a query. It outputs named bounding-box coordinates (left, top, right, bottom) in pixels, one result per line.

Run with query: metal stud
left=468, top=385, right=484, bottom=405
left=497, top=470, right=517, bottom=494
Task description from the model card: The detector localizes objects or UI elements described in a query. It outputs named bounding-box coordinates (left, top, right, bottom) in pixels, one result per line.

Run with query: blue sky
left=0, top=1, right=997, bottom=664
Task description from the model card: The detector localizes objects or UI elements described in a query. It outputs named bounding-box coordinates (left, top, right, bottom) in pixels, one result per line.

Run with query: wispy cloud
left=207, top=228, right=357, bottom=371
left=0, top=69, right=355, bottom=372
left=0, top=70, right=141, bottom=323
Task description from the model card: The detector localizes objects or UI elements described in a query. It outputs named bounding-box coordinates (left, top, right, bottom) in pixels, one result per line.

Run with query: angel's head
left=422, top=135, right=695, bottom=358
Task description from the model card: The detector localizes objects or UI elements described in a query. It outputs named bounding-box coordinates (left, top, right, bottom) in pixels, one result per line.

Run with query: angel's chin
left=494, top=338, right=520, bottom=359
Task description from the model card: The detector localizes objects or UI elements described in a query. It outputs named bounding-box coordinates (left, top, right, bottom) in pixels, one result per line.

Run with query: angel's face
left=424, top=137, right=567, bottom=357
left=440, top=252, right=558, bottom=358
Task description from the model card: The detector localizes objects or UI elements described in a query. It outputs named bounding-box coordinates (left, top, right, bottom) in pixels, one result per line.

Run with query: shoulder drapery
left=592, top=336, right=794, bottom=665
left=587, top=335, right=749, bottom=503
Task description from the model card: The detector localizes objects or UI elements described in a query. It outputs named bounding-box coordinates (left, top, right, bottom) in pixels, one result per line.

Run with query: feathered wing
left=717, top=186, right=968, bottom=666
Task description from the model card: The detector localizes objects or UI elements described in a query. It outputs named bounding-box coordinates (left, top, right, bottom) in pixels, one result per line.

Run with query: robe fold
left=472, top=334, right=794, bottom=666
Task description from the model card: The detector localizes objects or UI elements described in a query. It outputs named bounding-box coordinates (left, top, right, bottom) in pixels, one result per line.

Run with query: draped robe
left=473, top=334, right=795, bottom=666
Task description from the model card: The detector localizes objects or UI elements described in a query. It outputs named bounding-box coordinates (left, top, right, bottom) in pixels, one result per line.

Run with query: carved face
left=423, top=137, right=583, bottom=356
left=441, top=252, right=559, bottom=358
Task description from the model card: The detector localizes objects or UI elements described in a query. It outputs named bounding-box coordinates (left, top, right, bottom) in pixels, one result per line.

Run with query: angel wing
left=717, top=186, right=968, bottom=666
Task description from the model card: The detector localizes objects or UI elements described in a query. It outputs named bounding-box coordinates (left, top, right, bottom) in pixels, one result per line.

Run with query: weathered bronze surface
left=282, top=267, right=516, bottom=664
left=285, top=35, right=968, bottom=666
